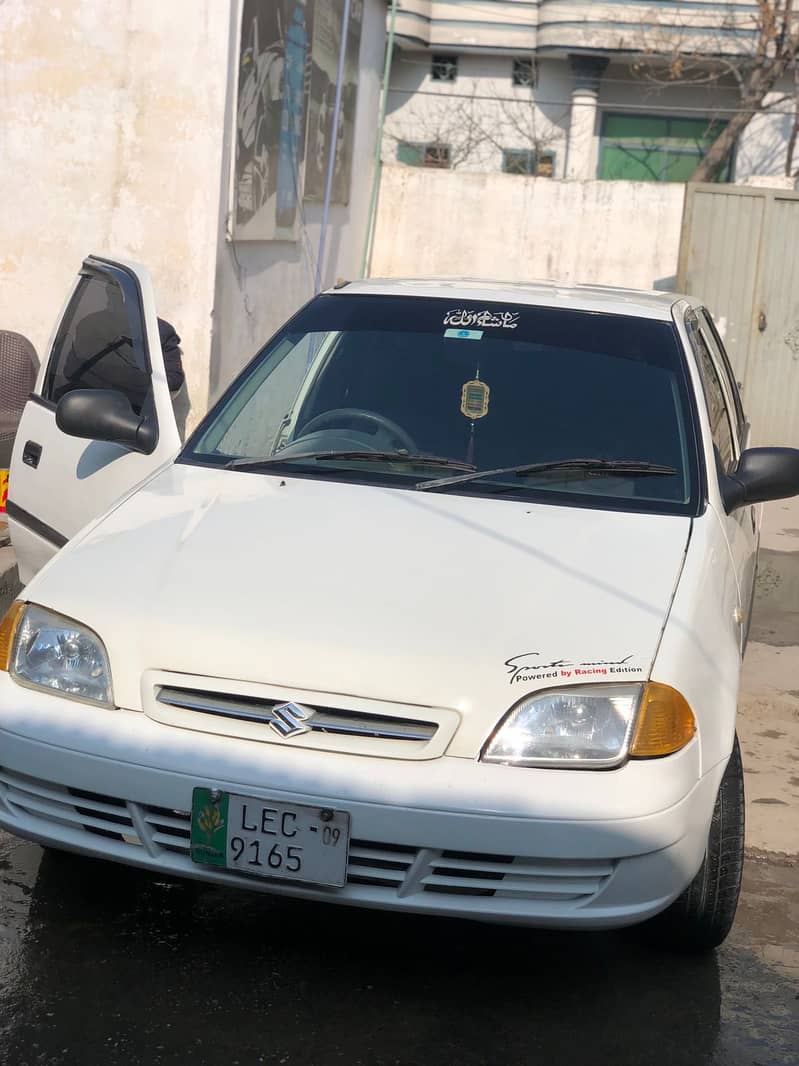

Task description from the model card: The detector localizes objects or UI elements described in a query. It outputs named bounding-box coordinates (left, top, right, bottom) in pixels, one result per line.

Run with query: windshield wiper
left=415, top=458, right=678, bottom=491
left=315, top=451, right=476, bottom=470
left=227, top=451, right=476, bottom=473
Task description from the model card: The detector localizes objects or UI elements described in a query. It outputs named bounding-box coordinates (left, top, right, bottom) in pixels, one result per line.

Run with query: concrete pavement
left=739, top=498, right=799, bottom=856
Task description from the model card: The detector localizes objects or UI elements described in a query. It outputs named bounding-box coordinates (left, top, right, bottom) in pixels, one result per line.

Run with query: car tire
left=645, top=734, right=745, bottom=952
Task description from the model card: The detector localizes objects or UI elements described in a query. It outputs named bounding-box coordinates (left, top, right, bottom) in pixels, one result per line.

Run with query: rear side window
left=43, top=273, right=151, bottom=414
left=699, top=310, right=745, bottom=440
left=687, top=312, right=735, bottom=470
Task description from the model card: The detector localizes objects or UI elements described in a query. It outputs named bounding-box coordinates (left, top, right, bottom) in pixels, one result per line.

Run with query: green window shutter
left=503, top=149, right=535, bottom=175
left=397, top=142, right=425, bottom=166
left=599, top=113, right=730, bottom=182
left=602, top=114, right=668, bottom=142
left=600, top=146, right=664, bottom=181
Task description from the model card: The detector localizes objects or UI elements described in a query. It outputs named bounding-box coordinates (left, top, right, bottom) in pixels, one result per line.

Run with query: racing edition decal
left=505, top=652, right=643, bottom=686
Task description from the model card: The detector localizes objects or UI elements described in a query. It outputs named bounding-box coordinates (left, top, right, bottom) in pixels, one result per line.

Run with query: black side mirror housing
left=56, top=389, right=156, bottom=455
left=721, top=447, right=799, bottom=513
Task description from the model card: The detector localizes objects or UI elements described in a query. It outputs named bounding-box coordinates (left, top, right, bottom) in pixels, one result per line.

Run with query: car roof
left=328, top=277, right=696, bottom=322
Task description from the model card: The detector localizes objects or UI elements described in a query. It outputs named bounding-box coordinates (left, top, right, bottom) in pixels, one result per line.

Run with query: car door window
left=42, top=272, right=152, bottom=415
left=699, top=310, right=746, bottom=443
left=686, top=311, right=736, bottom=471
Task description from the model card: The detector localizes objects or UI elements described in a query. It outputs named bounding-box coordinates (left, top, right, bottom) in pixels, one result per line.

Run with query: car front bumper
left=0, top=680, right=726, bottom=929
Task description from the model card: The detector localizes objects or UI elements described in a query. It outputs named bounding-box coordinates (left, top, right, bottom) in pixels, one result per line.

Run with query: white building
left=0, top=0, right=386, bottom=427
left=383, top=0, right=798, bottom=182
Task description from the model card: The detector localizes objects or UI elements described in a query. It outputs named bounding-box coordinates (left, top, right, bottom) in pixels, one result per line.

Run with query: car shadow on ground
left=1, top=841, right=796, bottom=1066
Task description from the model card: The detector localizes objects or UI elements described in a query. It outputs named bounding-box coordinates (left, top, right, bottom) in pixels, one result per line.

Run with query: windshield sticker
left=505, top=652, right=642, bottom=686
left=445, top=328, right=483, bottom=340
left=444, top=309, right=519, bottom=330
left=461, top=379, right=490, bottom=419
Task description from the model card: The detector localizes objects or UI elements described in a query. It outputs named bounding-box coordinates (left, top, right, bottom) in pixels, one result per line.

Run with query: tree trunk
left=689, top=107, right=758, bottom=182
left=787, top=66, right=799, bottom=176
left=690, top=51, right=797, bottom=183
left=786, top=109, right=799, bottom=176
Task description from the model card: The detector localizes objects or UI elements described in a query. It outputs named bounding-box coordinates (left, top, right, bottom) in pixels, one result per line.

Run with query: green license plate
left=190, top=788, right=350, bottom=888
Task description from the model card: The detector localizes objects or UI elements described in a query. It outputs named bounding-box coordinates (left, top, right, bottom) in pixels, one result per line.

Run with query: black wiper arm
left=416, top=458, right=677, bottom=491
left=314, top=450, right=476, bottom=470
left=227, top=451, right=476, bottom=473
left=226, top=453, right=323, bottom=471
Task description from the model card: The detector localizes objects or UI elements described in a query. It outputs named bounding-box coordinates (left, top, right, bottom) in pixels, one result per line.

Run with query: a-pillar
left=566, top=55, right=609, bottom=179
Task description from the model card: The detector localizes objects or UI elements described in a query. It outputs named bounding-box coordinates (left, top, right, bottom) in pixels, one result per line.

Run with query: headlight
left=1, top=602, right=113, bottom=706
left=482, top=683, right=695, bottom=768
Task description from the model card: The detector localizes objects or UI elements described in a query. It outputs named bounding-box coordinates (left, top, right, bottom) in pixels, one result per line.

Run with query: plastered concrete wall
left=370, top=165, right=686, bottom=291
left=209, top=0, right=386, bottom=401
left=385, top=54, right=571, bottom=176
left=0, top=0, right=229, bottom=422
left=384, top=51, right=797, bottom=182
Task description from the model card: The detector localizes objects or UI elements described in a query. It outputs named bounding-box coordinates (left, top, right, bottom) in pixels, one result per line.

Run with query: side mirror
left=722, top=447, right=799, bottom=513
left=56, top=389, right=156, bottom=455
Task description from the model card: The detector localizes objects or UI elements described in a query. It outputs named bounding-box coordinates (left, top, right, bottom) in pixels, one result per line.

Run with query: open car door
left=7, top=256, right=181, bottom=583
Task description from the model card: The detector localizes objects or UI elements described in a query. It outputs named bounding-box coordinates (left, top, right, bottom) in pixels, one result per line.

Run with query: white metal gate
left=678, top=183, right=799, bottom=446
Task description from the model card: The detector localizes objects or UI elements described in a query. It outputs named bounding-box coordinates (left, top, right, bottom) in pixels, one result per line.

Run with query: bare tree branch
left=383, top=82, right=487, bottom=169
left=384, top=78, right=568, bottom=172
left=632, top=1, right=799, bottom=181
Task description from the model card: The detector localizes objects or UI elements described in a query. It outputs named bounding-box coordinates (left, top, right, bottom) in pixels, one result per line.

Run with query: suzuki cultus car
left=3, top=258, right=799, bottom=950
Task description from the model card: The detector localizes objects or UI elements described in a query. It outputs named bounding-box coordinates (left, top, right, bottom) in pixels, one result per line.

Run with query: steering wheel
left=298, top=408, right=417, bottom=452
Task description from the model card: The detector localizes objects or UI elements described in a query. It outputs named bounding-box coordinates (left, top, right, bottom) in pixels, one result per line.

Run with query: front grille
left=0, top=769, right=140, bottom=845
left=423, top=851, right=613, bottom=900
left=142, top=804, right=192, bottom=853
left=155, top=686, right=439, bottom=743
left=347, top=840, right=418, bottom=888
left=0, top=768, right=615, bottom=906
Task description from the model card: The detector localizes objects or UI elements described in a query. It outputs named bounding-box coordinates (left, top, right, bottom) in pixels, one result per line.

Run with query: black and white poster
left=303, top=0, right=362, bottom=205
left=234, top=0, right=314, bottom=240
left=233, top=1, right=362, bottom=240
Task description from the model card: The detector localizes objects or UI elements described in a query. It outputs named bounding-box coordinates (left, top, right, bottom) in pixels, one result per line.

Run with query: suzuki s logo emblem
left=269, top=701, right=314, bottom=739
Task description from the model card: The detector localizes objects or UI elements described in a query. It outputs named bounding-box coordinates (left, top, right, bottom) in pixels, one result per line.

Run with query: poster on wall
left=303, top=0, right=362, bottom=205
left=233, top=0, right=314, bottom=240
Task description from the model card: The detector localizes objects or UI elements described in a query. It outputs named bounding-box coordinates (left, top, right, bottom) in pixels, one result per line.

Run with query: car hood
left=29, top=464, right=691, bottom=756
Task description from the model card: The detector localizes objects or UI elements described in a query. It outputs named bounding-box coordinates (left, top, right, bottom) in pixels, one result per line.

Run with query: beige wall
left=384, top=51, right=797, bottom=183
left=209, top=0, right=386, bottom=402
left=395, top=0, right=763, bottom=54
left=0, top=0, right=387, bottom=427
left=371, top=164, right=686, bottom=291
left=0, top=0, right=230, bottom=422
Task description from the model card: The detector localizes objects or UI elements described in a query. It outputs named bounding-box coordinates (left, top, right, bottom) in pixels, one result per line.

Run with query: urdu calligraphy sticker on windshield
left=444, top=309, right=520, bottom=329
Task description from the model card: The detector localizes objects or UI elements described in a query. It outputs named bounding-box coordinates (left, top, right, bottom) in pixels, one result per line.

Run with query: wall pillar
left=566, top=55, right=608, bottom=180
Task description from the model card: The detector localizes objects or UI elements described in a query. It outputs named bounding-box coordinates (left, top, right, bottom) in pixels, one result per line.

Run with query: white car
left=3, top=259, right=799, bottom=950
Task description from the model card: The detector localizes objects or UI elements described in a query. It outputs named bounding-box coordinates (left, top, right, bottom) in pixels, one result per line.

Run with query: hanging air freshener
left=461, top=379, right=490, bottom=420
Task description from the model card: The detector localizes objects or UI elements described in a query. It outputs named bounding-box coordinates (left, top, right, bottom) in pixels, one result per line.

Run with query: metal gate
left=677, top=183, right=799, bottom=446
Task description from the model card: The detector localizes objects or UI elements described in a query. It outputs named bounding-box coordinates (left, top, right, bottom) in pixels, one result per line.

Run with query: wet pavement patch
left=0, top=833, right=797, bottom=1066
left=751, top=548, right=799, bottom=647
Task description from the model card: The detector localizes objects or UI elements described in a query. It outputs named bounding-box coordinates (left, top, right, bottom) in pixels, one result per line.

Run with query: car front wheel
left=645, top=734, right=745, bottom=952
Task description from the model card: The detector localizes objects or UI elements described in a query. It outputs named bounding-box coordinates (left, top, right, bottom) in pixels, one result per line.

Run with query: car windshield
left=184, top=294, right=700, bottom=514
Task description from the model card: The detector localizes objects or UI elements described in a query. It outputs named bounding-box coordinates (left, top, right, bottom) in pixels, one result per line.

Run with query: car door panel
left=7, top=256, right=180, bottom=583
left=697, top=310, right=759, bottom=640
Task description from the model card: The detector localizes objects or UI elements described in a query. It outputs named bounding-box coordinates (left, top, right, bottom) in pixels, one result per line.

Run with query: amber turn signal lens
left=0, top=601, right=24, bottom=672
left=629, top=682, right=696, bottom=758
